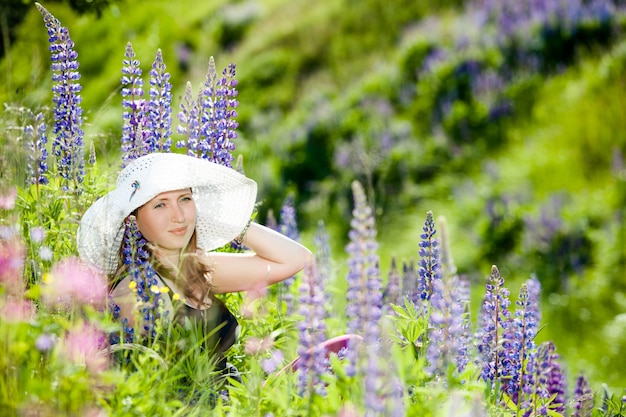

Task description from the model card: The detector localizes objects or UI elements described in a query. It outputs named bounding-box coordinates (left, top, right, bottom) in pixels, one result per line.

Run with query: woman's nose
left=171, top=204, right=185, bottom=222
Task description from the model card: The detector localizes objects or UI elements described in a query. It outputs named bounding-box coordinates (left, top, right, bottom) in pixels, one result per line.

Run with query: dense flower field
left=1, top=2, right=626, bottom=416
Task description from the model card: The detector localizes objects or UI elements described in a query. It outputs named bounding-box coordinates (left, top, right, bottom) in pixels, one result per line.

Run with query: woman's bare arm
left=203, top=222, right=313, bottom=293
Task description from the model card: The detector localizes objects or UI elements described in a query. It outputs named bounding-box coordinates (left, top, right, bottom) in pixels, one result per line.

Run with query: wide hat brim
left=77, top=153, right=257, bottom=274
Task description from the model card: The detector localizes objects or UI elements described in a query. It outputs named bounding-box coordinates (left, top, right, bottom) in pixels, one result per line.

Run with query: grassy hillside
left=2, top=0, right=626, bottom=392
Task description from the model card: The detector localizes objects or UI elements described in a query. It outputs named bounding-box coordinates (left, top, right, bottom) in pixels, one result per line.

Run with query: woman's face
left=136, top=189, right=197, bottom=256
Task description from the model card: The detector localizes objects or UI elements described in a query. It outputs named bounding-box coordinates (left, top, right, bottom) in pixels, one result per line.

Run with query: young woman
left=77, top=152, right=312, bottom=375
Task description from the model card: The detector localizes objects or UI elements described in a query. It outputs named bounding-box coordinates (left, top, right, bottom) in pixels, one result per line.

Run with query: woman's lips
left=169, top=226, right=188, bottom=235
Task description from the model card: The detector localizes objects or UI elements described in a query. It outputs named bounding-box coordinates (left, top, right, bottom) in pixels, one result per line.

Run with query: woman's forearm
left=205, top=222, right=313, bottom=292
left=241, top=222, right=313, bottom=278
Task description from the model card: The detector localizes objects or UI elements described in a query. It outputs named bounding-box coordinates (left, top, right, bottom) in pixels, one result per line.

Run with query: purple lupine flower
left=526, top=341, right=567, bottom=415
left=525, top=275, right=542, bottom=325
left=146, top=49, right=172, bottom=153
left=113, top=215, right=163, bottom=341
left=120, top=42, right=147, bottom=167
left=265, top=209, right=278, bottom=232
left=88, top=140, right=96, bottom=165
left=296, top=262, right=328, bottom=396
left=383, top=257, right=402, bottom=307
left=572, top=373, right=594, bottom=417
left=513, top=281, right=542, bottom=405
left=198, top=57, right=239, bottom=166
left=475, top=265, right=511, bottom=385
left=277, top=193, right=301, bottom=312
left=314, top=220, right=334, bottom=320
left=313, top=220, right=331, bottom=285
left=24, top=111, right=49, bottom=186
left=545, top=345, right=567, bottom=415
left=426, top=275, right=468, bottom=377
left=37, top=3, right=85, bottom=193
left=176, top=81, right=201, bottom=156
left=401, top=260, right=418, bottom=304
left=501, top=281, right=540, bottom=400
left=363, top=331, right=405, bottom=417
left=345, top=180, right=382, bottom=377
left=417, top=211, right=442, bottom=301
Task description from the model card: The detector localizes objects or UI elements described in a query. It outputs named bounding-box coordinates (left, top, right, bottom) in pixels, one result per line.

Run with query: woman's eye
left=181, top=196, right=193, bottom=202
left=154, top=203, right=164, bottom=209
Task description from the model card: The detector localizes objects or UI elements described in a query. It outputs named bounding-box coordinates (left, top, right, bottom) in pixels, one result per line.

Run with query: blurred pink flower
left=0, top=299, right=34, bottom=322
left=43, top=257, right=107, bottom=309
left=0, top=237, right=26, bottom=295
left=63, top=323, right=108, bottom=372
left=336, top=405, right=361, bottom=417
left=244, top=335, right=275, bottom=355
left=0, top=187, right=17, bottom=210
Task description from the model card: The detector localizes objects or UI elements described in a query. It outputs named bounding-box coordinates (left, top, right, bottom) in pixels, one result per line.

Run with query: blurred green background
left=2, top=0, right=625, bottom=393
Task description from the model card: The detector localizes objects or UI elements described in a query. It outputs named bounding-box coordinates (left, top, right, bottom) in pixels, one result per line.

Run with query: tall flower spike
left=426, top=275, right=467, bottom=377
left=572, top=373, right=594, bottom=417
left=475, top=265, right=511, bottom=386
left=345, top=180, right=382, bottom=376
left=277, top=193, right=301, bottom=313
left=417, top=211, right=442, bottom=301
left=119, top=215, right=163, bottom=340
left=146, top=49, right=173, bottom=153
left=198, top=57, right=239, bottom=166
left=314, top=220, right=334, bottom=320
left=176, top=82, right=201, bottom=156
left=120, top=41, right=147, bottom=167
left=384, top=257, right=402, bottom=308
left=24, top=111, right=49, bottom=187
left=37, top=2, right=85, bottom=193
left=401, top=260, right=418, bottom=304
left=526, top=341, right=567, bottom=415
left=296, top=262, right=328, bottom=396
left=500, top=282, right=537, bottom=400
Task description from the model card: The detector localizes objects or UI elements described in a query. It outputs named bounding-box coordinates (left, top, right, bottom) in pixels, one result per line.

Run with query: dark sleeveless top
left=174, top=294, right=239, bottom=369
left=111, top=275, right=239, bottom=372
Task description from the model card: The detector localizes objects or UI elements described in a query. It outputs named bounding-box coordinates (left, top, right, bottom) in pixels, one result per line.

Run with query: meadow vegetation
left=1, top=0, right=626, bottom=415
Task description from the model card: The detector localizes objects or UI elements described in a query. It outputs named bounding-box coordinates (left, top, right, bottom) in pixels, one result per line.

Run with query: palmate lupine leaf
left=36, top=2, right=85, bottom=193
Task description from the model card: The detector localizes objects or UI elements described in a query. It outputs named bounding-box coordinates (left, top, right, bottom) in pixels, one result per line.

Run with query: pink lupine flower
left=244, top=335, right=274, bottom=355
left=0, top=237, right=26, bottom=295
left=42, top=257, right=107, bottom=309
left=63, top=323, right=108, bottom=372
left=0, top=187, right=17, bottom=210
left=0, top=299, right=35, bottom=322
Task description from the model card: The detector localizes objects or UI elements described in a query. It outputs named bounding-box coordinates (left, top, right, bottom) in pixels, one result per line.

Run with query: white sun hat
left=77, top=153, right=257, bottom=274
